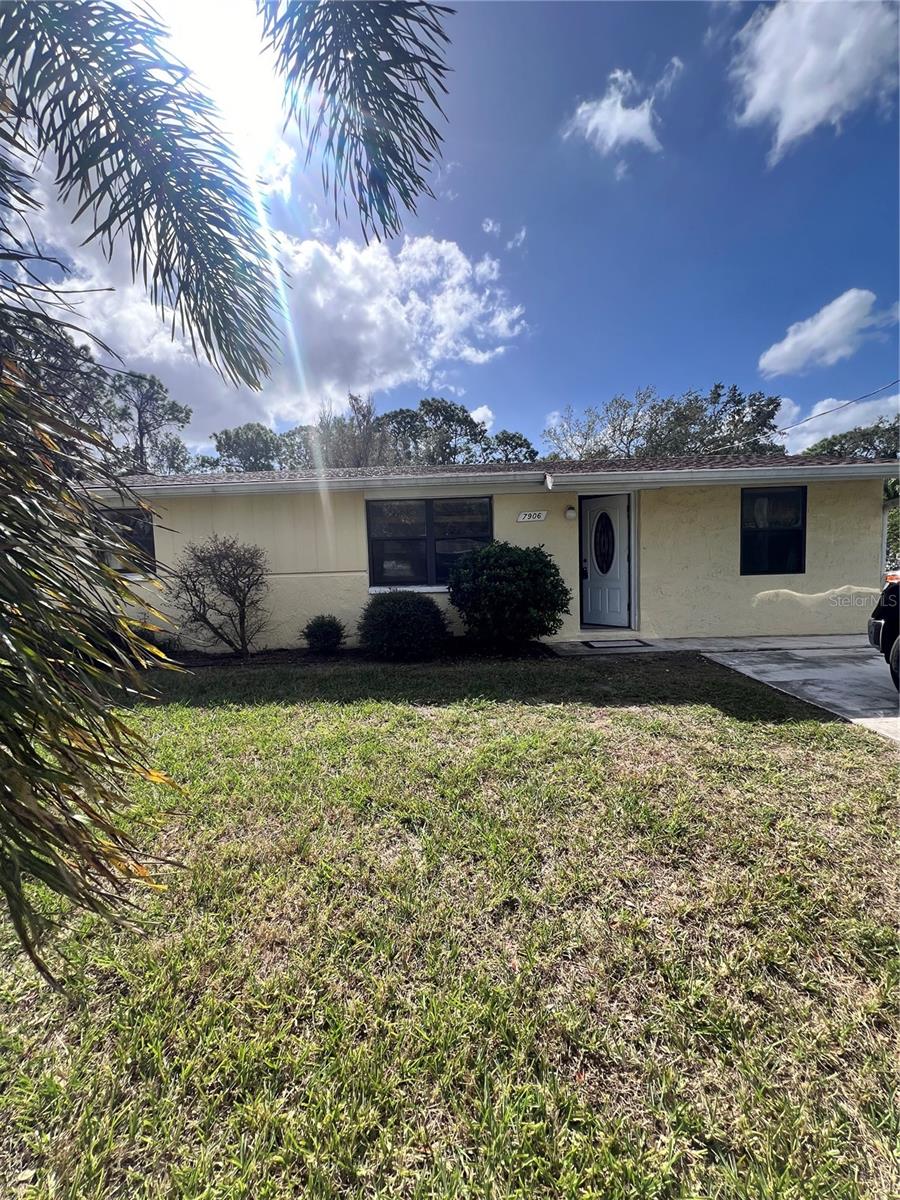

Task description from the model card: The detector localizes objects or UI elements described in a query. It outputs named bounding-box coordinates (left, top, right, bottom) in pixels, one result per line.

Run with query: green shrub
left=302, top=613, right=346, bottom=654
left=448, top=541, right=572, bottom=649
left=358, top=591, right=448, bottom=660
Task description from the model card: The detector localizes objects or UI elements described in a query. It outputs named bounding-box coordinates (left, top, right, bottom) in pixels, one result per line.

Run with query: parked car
left=868, top=576, right=899, bottom=690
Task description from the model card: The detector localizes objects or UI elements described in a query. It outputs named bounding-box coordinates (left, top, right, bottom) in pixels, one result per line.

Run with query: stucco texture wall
left=146, top=489, right=370, bottom=648
left=139, top=477, right=884, bottom=648
left=491, top=491, right=582, bottom=636
left=637, top=479, right=885, bottom=637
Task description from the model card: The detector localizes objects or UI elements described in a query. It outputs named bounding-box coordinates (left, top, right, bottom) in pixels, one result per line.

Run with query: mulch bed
left=165, top=639, right=555, bottom=670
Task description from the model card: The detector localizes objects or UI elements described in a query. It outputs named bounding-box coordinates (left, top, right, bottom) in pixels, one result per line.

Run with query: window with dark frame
left=367, top=497, right=492, bottom=586
left=740, top=486, right=806, bottom=576
left=102, top=508, right=156, bottom=573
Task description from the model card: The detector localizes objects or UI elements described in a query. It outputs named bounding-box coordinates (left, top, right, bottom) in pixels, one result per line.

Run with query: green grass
left=1, top=653, right=897, bottom=1199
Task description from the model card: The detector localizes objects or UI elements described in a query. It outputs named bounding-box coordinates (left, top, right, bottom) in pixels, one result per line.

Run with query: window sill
left=368, top=585, right=448, bottom=594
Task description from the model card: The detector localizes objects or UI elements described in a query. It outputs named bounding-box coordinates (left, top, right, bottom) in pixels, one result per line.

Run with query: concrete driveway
left=705, top=645, right=900, bottom=742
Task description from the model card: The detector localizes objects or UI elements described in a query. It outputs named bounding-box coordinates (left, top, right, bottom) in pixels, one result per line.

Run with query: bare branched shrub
left=171, top=535, right=270, bottom=658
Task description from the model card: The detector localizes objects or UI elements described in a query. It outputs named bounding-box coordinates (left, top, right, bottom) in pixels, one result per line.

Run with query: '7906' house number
left=516, top=510, right=548, bottom=523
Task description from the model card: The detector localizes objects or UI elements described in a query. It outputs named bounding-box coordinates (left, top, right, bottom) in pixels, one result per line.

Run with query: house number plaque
left=516, top=511, right=548, bottom=522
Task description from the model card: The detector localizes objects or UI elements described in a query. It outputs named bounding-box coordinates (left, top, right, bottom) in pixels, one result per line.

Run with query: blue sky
left=35, top=1, right=900, bottom=454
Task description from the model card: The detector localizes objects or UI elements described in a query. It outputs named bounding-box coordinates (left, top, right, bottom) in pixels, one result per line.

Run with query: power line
left=708, top=377, right=900, bottom=455
left=777, top=378, right=899, bottom=439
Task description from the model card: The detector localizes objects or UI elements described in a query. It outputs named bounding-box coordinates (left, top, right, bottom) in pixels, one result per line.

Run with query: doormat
left=584, top=638, right=648, bottom=649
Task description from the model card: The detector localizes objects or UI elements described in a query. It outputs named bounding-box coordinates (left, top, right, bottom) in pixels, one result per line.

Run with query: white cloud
left=434, top=159, right=461, bottom=202
left=258, top=139, right=298, bottom=202
left=655, top=56, right=684, bottom=98
left=732, top=0, right=899, bottom=164
left=563, top=57, right=684, bottom=164
left=778, top=393, right=900, bottom=453
left=231, top=233, right=526, bottom=428
left=474, top=255, right=500, bottom=283
left=28, top=172, right=526, bottom=442
left=613, top=160, right=629, bottom=182
left=469, top=404, right=495, bottom=431
left=704, top=0, right=744, bottom=52
left=759, top=288, right=898, bottom=377
left=482, top=217, right=501, bottom=236
left=565, top=70, right=660, bottom=156
left=505, top=226, right=527, bottom=251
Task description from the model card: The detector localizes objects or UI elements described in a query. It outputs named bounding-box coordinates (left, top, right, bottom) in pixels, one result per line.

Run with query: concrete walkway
left=552, top=634, right=899, bottom=741
left=704, top=646, right=899, bottom=742
left=553, top=633, right=868, bottom=656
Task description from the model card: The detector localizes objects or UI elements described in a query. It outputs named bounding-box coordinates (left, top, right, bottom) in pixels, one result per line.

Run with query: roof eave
left=90, top=460, right=896, bottom=500
left=547, top=461, right=897, bottom=489
left=91, top=469, right=545, bottom=500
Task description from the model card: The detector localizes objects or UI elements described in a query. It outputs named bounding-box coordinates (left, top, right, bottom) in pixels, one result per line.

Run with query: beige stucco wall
left=137, top=477, right=884, bottom=648
left=637, top=479, right=885, bottom=637
left=143, top=489, right=371, bottom=648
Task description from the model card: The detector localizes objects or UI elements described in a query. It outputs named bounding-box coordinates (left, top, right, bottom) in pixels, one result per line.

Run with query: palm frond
left=0, top=1, right=278, bottom=386
left=259, top=0, right=454, bottom=239
left=0, top=315, right=179, bottom=983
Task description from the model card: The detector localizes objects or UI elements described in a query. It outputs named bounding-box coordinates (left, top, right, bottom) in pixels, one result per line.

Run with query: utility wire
left=777, top=378, right=899, bottom=438
left=707, top=377, right=900, bottom=455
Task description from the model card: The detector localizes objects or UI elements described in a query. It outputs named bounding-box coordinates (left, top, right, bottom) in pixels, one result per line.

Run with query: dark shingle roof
left=118, top=453, right=897, bottom=489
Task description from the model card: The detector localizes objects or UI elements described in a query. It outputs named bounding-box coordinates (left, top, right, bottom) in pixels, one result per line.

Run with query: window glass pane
left=765, top=530, right=805, bottom=573
left=741, top=487, right=806, bottom=575
left=740, top=531, right=769, bottom=575
left=593, top=512, right=615, bottom=574
left=371, top=539, right=428, bottom=585
left=368, top=500, right=426, bottom=538
left=741, top=530, right=805, bottom=575
left=433, top=497, right=491, bottom=538
left=105, top=508, right=155, bottom=571
left=367, top=497, right=492, bottom=586
left=741, top=488, right=803, bottom=530
left=434, top=537, right=488, bottom=584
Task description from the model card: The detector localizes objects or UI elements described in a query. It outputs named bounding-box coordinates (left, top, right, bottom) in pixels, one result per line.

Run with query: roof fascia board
left=555, top=463, right=896, bottom=489
left=92, top=460, right=895, bottom=501
left=91, top=471, right=543, bottom=500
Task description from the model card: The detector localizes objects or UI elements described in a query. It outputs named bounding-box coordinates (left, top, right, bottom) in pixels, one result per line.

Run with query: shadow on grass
left=140, top=652, right=842, bottom=728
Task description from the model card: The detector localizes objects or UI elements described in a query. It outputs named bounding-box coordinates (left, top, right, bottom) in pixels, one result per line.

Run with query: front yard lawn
left=1, top=654, right=897, bottom=1199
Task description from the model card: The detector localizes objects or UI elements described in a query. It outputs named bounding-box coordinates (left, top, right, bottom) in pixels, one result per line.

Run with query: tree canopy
left=543, top=384, right=785, bottom=461
left=803, top=415, right=898, bottom=461
left=27, top=337, right=196, bottom=476
left=210, top=422, right=283, bottom=473
left=804, top=415, right=899, bottom=526
left=195, top=394, right=539, bottom=473
left=113, top=373, right=192, bottom=475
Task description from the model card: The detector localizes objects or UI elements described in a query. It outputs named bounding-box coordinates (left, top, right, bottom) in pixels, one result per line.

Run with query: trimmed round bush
left=358, top=591, right=448, bottom=660
left=447, top=541, right=572, bottom=649
left=302, top=613, right=346, bottom=654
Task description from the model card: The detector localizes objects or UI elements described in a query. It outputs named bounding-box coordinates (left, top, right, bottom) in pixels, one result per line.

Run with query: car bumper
left=868, top=617, right=885, bottom=651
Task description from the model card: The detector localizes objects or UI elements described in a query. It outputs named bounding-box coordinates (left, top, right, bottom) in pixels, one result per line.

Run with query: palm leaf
left=0, top=1, right=278, bottom=386
left=259, top=0, right=454, bottom=239
left=0, top=333, right=181, bottom=983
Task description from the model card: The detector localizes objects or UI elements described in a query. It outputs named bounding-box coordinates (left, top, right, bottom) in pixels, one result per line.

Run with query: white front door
left=581, top=495, right=630, bottom=627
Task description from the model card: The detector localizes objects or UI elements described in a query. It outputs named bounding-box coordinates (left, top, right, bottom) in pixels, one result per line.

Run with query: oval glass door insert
left=594, top=512, right=615, bottom=574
